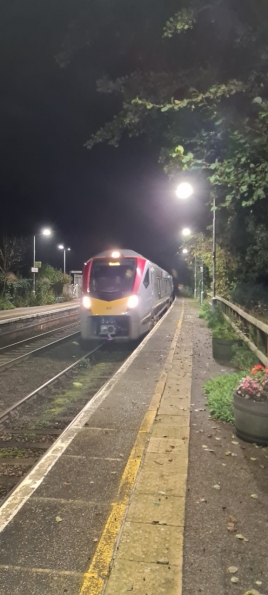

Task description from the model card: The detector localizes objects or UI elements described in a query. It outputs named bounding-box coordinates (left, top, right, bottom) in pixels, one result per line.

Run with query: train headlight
left=82, top=296, right=91, bottom=310
left=127, top=295, right=139, bottom=309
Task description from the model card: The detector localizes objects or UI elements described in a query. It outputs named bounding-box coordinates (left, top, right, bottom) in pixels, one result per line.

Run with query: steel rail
left=0, top=344, right=103, bottom=423
left=0, top=321, right=78, bottom=352
left=0, top=330, right=80, bottom=370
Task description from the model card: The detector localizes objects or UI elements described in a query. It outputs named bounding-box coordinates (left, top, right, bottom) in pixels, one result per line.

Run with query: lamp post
left=58, top=245, right=71, bottom=274
left=176, top=183, right=216, bottom=306
left=33, top=228, right=52, bottom=294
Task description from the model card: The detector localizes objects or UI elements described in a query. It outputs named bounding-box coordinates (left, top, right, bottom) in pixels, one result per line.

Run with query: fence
left=216, top=296, right=268, bottom=367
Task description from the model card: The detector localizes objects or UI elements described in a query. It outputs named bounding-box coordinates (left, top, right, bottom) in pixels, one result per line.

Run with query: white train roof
left=91, top=249, right=144, bottom=259
left=86, top=249, right=172, bottom=278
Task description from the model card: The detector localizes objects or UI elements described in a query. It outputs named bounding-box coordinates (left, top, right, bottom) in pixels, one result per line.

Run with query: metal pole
left=212, top=192, right=216, bottom=310
left=194, top=256, right=197, bottom=298
left=200, top=262, right=204, bottom=304
left=33, top=235, right=36, bottom=294
left=63, top=249, right=66, bottom=274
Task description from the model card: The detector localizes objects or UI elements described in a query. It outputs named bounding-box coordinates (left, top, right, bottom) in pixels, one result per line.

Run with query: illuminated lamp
left=127, top=295, right=139, bottom=309
left=82, top=296, right=91, bottom=309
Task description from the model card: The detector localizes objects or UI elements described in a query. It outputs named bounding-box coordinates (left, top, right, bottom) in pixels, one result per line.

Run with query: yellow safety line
left=78, top=301, right=185, bottom=595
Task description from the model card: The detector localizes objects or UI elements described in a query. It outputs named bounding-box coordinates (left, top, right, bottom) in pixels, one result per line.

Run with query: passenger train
left=80, top=249, right=174, bottom=341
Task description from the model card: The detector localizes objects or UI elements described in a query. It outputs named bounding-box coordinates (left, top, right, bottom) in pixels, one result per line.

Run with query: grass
left=204, top=372, right=246, bottom=424
left=0, top=448, right=28, bottom=458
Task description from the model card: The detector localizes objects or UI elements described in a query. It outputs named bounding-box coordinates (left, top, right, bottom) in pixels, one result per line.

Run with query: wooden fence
left=216, top=296, right=268, bottom=367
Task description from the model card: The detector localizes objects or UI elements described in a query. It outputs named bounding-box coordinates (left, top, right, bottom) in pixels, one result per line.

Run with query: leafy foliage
left=163, top=8, right=196, bottom=38
left=231, top=343, right=259, bottom=371
left=204, top=373, right=245, bottom=424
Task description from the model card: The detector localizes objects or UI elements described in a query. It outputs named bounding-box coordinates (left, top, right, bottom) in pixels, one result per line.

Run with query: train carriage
left=80, top=249, right=173, bottom=341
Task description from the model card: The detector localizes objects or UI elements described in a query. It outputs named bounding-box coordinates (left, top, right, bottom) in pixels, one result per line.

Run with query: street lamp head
left=176, top=182, right=194, bottom=200
left=182, top=227, right=191, bottom=237
left=58, top=244, right=64, bottom=250
left=42, top=228, right=52, bottom=236
left=182, top=248, right=188, bottom=254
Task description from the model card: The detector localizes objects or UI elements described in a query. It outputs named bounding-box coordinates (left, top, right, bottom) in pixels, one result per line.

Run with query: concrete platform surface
left=1, top=300, right=267, bottom=595
left=0, top=300, right=79, bottom=324
left=0, top=300, right=186, bottom=595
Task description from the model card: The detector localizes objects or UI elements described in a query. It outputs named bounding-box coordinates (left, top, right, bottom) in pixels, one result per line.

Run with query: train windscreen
left=90, top=258, right=136, bottom=301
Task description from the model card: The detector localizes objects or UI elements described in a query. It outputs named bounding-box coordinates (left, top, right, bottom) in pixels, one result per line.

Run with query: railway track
left=0, top=322, right=80, bottom=370
left=0, top=341, right=134, bottom=505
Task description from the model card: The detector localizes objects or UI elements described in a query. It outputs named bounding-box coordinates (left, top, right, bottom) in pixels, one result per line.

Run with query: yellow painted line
left=78, top=302, right=185, bottom=595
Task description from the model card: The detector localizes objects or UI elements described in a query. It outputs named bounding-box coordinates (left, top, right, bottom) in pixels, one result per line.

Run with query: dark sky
left=0, top=0, right=207, bottom=279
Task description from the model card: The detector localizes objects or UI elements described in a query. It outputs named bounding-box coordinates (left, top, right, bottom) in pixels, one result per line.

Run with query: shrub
left=231, top=343, right=258, bottom=370
left=0, top=298, right=15, bottom=310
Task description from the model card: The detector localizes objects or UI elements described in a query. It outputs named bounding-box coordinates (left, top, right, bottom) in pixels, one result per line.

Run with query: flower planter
left=212, top=338, right=243, bottom=362
left=233, top=391, right=268, bottom=445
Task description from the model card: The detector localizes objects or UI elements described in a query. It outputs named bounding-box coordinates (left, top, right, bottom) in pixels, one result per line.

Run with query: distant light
left=42, top=228, right=52, bottom=236
left=58, top=244, right=64, bottom=250
left=82, top=296, right=91, bottom=309
left=182, top=228, right=191, bottom=237
left=176, top=183, right=194, bottom=200
left=127, top=295, right=139, bottom=309
left=67, top=247, right=71, bottom=251
left=111, top=251, right=121, bottom=258
left=182, top=248, right=188, bottom=254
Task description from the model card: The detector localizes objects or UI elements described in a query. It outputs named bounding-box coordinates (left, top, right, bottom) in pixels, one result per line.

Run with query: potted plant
left=212, top=324, right=243, bottom=362
left=233, top=365, right=268, bottom=445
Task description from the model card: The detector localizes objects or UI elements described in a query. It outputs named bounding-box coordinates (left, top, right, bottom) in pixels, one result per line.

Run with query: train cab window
left=143, top=269, right=150, bottom=289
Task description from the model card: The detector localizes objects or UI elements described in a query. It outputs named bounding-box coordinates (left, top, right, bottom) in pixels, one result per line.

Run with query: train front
left=80, top=250, right=144, bottom=341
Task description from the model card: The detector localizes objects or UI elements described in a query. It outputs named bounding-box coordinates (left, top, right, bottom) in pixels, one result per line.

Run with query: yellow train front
left=80, top=249, right=173, bottom=342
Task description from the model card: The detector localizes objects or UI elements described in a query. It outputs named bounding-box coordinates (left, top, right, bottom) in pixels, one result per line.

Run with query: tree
left=0, top=236, right=26, bottom=294
left=86, top=0, right=268, bottom=209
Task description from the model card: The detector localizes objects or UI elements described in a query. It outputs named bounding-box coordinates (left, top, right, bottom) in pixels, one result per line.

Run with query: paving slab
left=36, top=455, right=125, bottom=501
left=116, top=521, right=183, bottom=565
left=0, top=567, right=82, bottom=595
left=64, top=426, right=136, bottom=459
left=105, top=559, right=182, bottom=595
left=0, top=499, right=109, bottom=572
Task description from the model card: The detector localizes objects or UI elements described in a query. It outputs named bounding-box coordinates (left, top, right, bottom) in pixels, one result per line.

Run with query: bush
left=231, top=283, right=268, bottom=315
left=0, top=298, right=15, bottom=310
left=231, top=343, right=259, bottom=370
left=199, top=303, right=238, bottom=339
left=204, top=372, right=245, bottom=424
left=179, top=286, right=193, bottom=298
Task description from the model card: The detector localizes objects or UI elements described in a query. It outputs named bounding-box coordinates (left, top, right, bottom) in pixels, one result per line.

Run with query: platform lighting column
left=33, top=228, right=52, bottom=294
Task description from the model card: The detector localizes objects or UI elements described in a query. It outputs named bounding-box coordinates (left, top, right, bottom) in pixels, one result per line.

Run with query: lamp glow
left=111, top=251, right=121, bottom=258
left=82, top=296, right=91, bottom=309
left=182, top=248, right=188, bottom=254
left=176, top=182, right=194, bottom=200
left=127, top=295, right=139, bottom=309
left=42, top=228, right=52, bottom=236
left=182, top=228, right=191, bottom=237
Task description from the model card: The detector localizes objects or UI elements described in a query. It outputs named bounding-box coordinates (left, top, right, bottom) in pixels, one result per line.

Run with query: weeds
left=204, top=372, right=245, bottom=424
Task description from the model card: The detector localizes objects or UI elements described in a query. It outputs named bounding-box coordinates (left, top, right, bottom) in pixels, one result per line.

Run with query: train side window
left=143, top=269, right=150, bottom=289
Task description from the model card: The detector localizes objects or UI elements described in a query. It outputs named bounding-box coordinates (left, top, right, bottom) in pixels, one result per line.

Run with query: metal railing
left=216, top=296, right=268, bottom=366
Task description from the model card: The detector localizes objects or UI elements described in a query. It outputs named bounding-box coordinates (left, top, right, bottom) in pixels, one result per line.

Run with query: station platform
left=0, top=299, right=267, bottom=595
left=0, top=301, right=79, bottom=325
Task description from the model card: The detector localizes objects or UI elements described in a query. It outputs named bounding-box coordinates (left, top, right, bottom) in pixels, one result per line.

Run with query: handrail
left=215, top=296, right=268, bottom=366
left=216, top=296, right=268, bottom=335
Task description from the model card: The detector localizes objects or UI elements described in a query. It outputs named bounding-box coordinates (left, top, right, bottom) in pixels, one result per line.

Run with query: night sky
left=0, top=1, right=207, bottom=279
